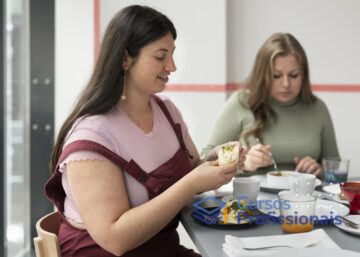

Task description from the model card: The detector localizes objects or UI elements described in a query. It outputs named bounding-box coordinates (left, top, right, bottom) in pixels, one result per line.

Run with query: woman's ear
left=122, top=50, right=132, bottom=70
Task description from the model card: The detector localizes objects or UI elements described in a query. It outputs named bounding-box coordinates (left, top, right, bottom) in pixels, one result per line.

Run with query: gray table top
left=180, top=187, right=360, bottom=257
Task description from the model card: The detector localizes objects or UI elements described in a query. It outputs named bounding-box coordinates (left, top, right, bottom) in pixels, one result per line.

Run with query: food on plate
left=219, top=199, right=254, bottom=224
left=217, top=144, right=240, bottom=165
left=266, top=171, right=296, bottom=187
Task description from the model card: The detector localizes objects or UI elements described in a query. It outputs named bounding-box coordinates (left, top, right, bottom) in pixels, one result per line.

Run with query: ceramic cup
left=233, top=177, right=260, bottom=205
left=288, top=173, right=316, bottom=196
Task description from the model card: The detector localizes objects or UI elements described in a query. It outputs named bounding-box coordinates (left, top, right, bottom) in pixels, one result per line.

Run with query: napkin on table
left=223, top=229, right=339, bottom=257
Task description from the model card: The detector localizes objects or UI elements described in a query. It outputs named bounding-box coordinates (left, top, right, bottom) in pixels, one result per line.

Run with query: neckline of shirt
left=269, top=96, right=300, bottom=107
left=118, top=96, right=159, bottom=138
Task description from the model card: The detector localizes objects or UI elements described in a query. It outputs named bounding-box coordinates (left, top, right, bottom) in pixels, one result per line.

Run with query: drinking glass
left=340, top=182, right=360, bottom=214
left=278, top=191, right=316, bottom=233
left=322, top=158, right=349, bottom=184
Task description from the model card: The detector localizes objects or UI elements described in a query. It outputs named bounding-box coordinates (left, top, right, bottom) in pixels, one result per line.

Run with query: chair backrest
left=33, top=211, right=61, bottom=257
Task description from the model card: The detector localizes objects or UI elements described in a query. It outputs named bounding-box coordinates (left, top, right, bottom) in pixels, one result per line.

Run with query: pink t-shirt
left=59, top=95, right=190, bottom=223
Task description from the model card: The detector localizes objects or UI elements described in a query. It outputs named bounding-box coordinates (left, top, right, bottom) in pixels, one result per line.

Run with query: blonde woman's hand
left=243, top=144, right=273, bottom=172
left=185, top=160, right=238, bottom=194
left=294, top=156, right=322, bottom=177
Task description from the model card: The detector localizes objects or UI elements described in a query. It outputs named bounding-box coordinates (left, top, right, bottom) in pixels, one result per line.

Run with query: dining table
left=180, top=177, right=360, bottom=257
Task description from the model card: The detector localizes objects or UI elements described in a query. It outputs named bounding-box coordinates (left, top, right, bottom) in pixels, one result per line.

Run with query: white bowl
left=266, top=171, right=296, bottom=188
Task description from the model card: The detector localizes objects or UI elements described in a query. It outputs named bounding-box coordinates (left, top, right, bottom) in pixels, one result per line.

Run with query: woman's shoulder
left=73, top=113, right=112, bottom=132
left=152, top=94, right=183, bottom=122
left=64, top=113, right=118, bottom=151
left=310, top=95, right=329, bottom=112
left=227, top=89, right=251, bottom=108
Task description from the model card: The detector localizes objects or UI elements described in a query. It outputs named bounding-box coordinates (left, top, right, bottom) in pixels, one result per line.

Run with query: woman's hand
left=185, top=160, right=238, bottom=194
left=243, top=144, right=273, bottom=172
left=294, top=156, right=322, bottom=176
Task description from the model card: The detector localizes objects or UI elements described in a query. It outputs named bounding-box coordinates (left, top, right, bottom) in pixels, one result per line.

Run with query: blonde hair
left=242, top=33, right=316, bottom=146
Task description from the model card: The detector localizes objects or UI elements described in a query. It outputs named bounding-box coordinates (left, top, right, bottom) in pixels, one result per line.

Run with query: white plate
left=252, top=174, right=321, bottom=192
left=323, top=184, right=341, bottom=194
left=322, top=184, right=349, bottom=204
left=221, top=194, right=271, bottom=202
left=258, top=199, right=349, bottom=220
left=335, top=215, right=360, bottom=236
left=268, top=248, right=360, bottom=257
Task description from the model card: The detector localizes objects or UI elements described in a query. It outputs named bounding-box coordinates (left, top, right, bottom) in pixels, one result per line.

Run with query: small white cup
left=288, top=173, right=316, bottom=195
left=233, top=177, right=260, bottom=204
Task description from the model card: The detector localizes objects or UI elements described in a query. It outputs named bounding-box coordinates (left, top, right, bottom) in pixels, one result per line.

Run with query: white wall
left=55, top=0, right=94, bottom=133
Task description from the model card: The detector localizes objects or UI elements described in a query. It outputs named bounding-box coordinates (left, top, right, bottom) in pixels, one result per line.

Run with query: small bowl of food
left=266, top=171, right=296, bottom=188
left=340, top=182, right=360, bottom=214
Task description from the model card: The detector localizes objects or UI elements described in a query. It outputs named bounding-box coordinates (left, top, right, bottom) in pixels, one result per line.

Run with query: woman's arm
left=201, top=92, right=247, bottom=159
left=67, top=158, right=237, bottom=256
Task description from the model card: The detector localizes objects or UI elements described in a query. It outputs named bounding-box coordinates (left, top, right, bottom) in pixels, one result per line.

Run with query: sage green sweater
left=202, top=90, right=339, bottom=174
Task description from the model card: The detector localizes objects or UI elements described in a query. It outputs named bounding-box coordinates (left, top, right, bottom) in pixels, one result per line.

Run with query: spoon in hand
left=255, top=138, right=280, bottom=174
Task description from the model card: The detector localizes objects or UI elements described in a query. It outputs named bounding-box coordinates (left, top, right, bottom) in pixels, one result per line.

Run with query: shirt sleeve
left=59, top=118, right=118, bottom=173
left=319, top=99, right=340, bottom=159
left=201, top=91, right=248, bottom=158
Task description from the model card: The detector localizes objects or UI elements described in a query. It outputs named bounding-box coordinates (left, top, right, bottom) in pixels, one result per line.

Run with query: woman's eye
left=290, top=74, right=299, bottom=78
left=155, top=56, right=165, bottom=61
left=273, top=74, right=281, bottom=79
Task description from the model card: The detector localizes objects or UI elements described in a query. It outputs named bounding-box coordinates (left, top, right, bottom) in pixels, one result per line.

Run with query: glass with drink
left=278, top=191, right=316, bottom=233
left=340, top=182, right=360, bottom=214
left=322, top=158, right=350, bottom=184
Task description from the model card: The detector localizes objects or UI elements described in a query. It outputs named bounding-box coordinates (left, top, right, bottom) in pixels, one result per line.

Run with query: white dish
left=335, top=215, right=360, bottom=236
left=221, top=194, right=271, bottom=203
left=252, top=174, right=321, bottom=192
left=266, top=171, right=296, bottom=188
left=323, top=184, right=341, bottom=194
left=323, top=180, right=360, bottom=195
left=258, top=199, right=349, bottom=220
left=322, top=184, right=349, bottom=204
left=267, top=248, right=360, bottom=257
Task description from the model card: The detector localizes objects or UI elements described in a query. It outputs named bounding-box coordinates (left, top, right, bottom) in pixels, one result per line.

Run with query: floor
left=178, top=222, right=199, bottom=253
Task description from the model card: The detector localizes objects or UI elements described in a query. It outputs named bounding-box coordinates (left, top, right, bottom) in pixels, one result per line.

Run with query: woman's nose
left=166, top=58, right=176, bottom=72
left=282, top=75, right=290, bottom=87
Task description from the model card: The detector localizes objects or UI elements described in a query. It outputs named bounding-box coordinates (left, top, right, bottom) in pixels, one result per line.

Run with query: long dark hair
left=242, top=33, right=316, bottom=146
left=50, top=5, right=177, bottom=173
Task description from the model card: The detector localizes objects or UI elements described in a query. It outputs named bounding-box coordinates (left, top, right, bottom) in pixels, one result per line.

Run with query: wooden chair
left=33, top=211, right=61, bottom=257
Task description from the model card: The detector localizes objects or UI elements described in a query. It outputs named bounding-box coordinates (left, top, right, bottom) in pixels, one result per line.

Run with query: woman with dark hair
left=202, top=33, right=339, bottom=177
left=45, top=5, right=244, bottom=257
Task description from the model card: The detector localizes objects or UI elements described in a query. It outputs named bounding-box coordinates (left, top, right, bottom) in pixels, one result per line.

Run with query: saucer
left=335, top=215, right=360, bottom=236
left=258, top=199, right=349, bottom=220
left=252, top=174, right=321, bottom=193
left=322, top=184, right=349, bottom=204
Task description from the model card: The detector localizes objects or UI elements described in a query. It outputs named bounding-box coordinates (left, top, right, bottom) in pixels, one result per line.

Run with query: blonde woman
left=202, top=33, right=339, bottom=177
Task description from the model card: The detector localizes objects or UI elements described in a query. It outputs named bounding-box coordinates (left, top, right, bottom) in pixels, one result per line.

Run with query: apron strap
left=153, top=95, right=193, bottom=159
left=56, top=140, right=163, bottom=196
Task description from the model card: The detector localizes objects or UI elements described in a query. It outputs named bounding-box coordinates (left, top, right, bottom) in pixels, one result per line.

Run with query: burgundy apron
left=45, top=96, right=201, bottom=257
